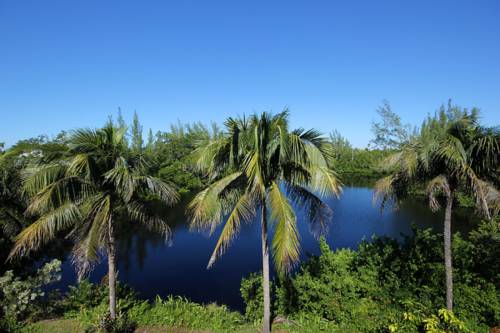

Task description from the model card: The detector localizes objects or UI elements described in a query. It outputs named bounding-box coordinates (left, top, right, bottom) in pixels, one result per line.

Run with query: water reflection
left=53, top=186, right=477, bottom=312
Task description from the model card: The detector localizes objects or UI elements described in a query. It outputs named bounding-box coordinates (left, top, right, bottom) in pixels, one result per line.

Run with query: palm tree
left=8, top=125, right=179, bottom=319
left=0, top=137, right=68, bottom=264
left=374, top=109, right=499, bottom=311
left=188, top=111, right=341, bottom=332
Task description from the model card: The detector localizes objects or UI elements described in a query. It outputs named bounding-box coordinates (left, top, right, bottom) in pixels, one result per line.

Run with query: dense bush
left=59, top=279, right=138, bottom=319
left=240, top=272, right=270, bottom=323
left=57, top=279, right=107, bottom=317
left=241, top=223, right=500, bottom=332
left=0, top=259, right=61, bottom=332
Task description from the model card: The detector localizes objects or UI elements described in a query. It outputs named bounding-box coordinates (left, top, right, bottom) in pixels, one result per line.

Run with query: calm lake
left=53, top=185, right=476, bottom=312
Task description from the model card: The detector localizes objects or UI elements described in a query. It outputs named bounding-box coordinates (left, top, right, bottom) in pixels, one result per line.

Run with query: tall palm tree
left=374, top=110, right=499, bottom=311
left=8, top=125, right=179, bottom=319
left=188, top=111, right=341, bottom=332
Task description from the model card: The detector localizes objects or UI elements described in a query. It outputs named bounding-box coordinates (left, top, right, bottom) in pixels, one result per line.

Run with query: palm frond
left=66, top=153, right=96, bottom=181
left=104, top=157, right=136, bottom=202
left=207, top=193, right=255, bottom=268
left=438, top=135, right=467, bottom=170
left=373, top=175, right=396, bottom=211
left=71, top=214, right=106, bottom=279
left=304, top=143, right=328, bottom=168
left=191, top=137, right=230, bottom=176
left=286, top=184, right=332, bottom=238
left=25, top=176, right=94, bottom=216
left=22, top=163, right=68, bottom=196
left=269, top=181, right=299, bottom=273
left=9, top=203, right=81, bottom=259
left=308, top=165, right=342, bottom=198
left=188, top=172, right=243, bottom=232
left=462, top=165, right=499, bottom=220
left=243, top=151, right=266, bottom=200
left=126, top=200, right=171, bottom=239
left=427, top=175, right=450, bottom=212
left=136, top=175, right=179, bottom=205
left=68, top=128, right=101, bottom=153
left=112, top=125, right=128, bottom=145
left=286, top=133, right=308, bottom=167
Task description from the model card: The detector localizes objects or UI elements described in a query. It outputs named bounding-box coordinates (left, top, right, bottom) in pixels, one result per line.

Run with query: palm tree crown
left=374, top=108, right=499, bottom=311
left=375, top=111, right=499, bottom=218
left=189, top=110, right=341, bottom=271
left=9, top=125, right=179, bottom=319
left=9, top=124, right=179, bottom=277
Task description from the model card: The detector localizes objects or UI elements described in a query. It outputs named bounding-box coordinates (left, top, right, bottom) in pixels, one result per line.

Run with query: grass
left=21, top=296, right=302, bottom=333
left=22, top=319, right=81, bottom=333
left=22, top=319, right=268, bottom=333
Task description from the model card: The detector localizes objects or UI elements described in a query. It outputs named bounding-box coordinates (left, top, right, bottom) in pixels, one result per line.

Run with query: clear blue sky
left=1, top=0, right=499, bottom=148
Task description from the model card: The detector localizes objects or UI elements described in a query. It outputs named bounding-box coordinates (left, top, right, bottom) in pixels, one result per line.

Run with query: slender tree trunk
left=444, top=193, right=453, bottom=311
left=107, top=217, right=117, bottom=320
left=261, top=203, right=271, bottom=333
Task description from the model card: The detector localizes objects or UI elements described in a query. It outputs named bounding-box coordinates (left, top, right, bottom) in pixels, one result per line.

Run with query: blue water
left=53, top=186, right=474, bottom=311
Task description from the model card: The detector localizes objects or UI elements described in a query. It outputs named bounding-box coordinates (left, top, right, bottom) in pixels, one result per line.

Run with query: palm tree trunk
left=261, top=203, right=271, bottom=333
left=444, top=193, right=453, bottom=311
left=107, top=218, right=117, bottom=320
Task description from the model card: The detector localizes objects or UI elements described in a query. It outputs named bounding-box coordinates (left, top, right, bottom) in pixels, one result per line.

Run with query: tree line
left=0, top=101, right=499, bottom=332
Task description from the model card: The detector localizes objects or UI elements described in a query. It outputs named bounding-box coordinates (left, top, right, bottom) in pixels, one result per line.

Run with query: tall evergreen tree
left=370, top=100, right=414, bottom=149
left=146, top=129, right=154, bottom=151
left=131, top=111, right=144, bottom=153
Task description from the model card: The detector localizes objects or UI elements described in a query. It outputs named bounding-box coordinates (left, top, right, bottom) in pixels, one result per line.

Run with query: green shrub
left=241, top=225, right=500, bottom=332
left=77, top=298, right=138, bottom=333
left=423, top=309, right=471, bottom=333
left=97, top=312, right=137, bottom=333
left=0, top=259, right=61, bottom=331
left=240, top=272, right=271, bottom=323
left=58, top=279, right=107, bottom=317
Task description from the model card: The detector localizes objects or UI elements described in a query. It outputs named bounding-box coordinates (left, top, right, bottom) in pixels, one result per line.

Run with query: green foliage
left=130, top=111, right=144, bottom=154
left=0, top=135, right=69, bottom=272
left=241, top=225, right=499, bottom=332
left=374, top=104, right=499, bottom=317
left=279, top=240, right=398, bottom=332
left=66, top=281, right=137, bottom=332
left=329, top=146, right=392, bottom=180
left=129, top=296, right=246, bottom=332
left=158, top=160, right=203, bottom=194
left=329, top=129, right=351, bottom=154
left=2, top=109, right=499, bottom=332
left=423, top=309, right=470, bottom=333
left=98, top=312, right=137, bottom=333
left=57, top=280, right=107, bottom=317
left=78, top=304, right=134, bottom=333
left=189, top=110, right=341, bottom=272
left=370, top=100, right=415, bottom=149
left=375, top=103, right=499, bottom=218
left=10, top=124, right=179, bottom=281
left=28, top=279, right=249, bottom=332
left=240, top=272, right=270, bottom=323
left=0, top=259, right=61, bottom=331
left=75, top=295, right=246, bottom=333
